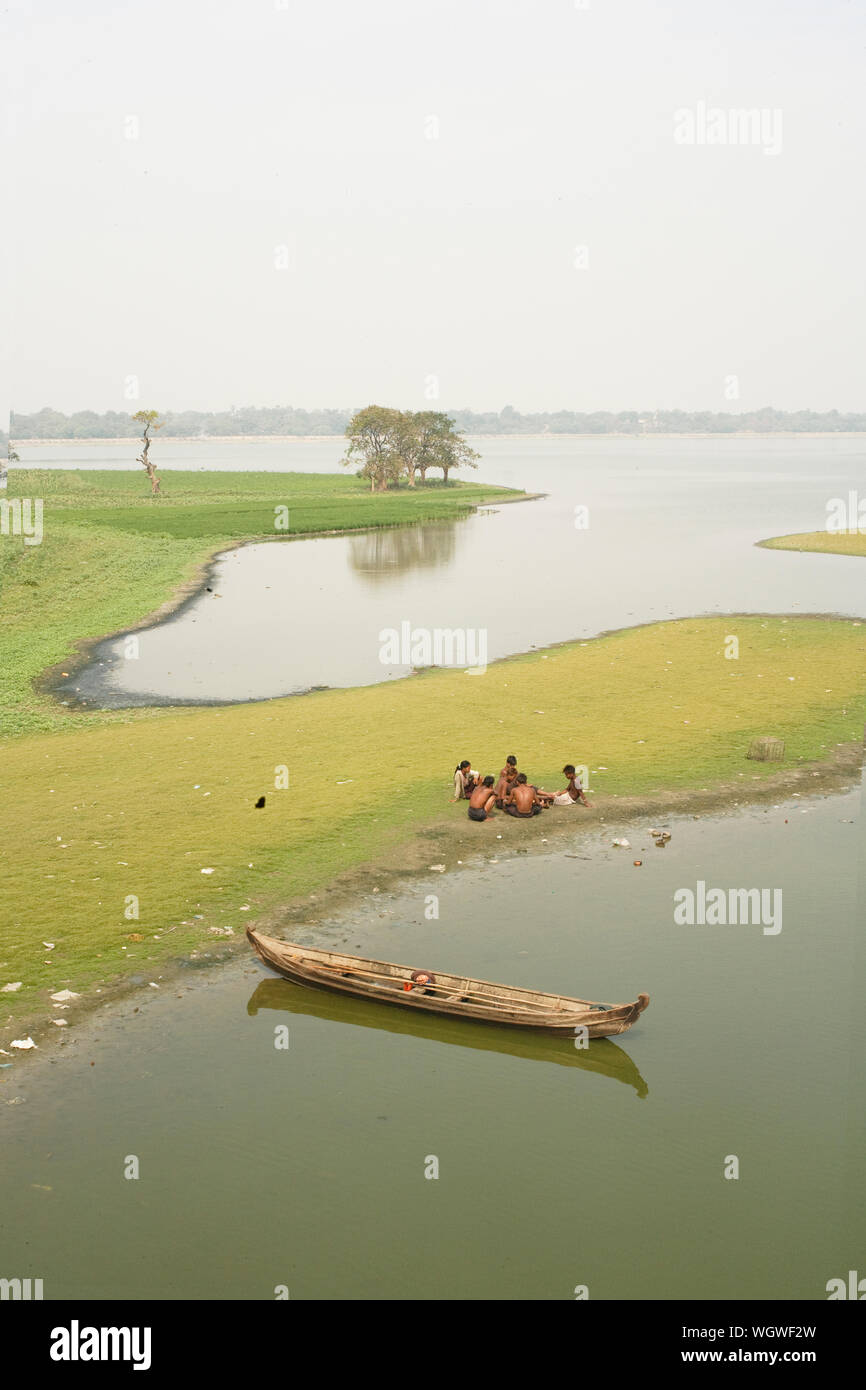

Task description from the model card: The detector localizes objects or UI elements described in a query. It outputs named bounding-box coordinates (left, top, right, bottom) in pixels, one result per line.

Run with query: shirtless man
left=467, top=776, right=498, bottom=821
left=549, top=764, right=592, bottom=807
left=494, top=755, right=518, bottom=807
left=504, top=773, right=544, bottom=817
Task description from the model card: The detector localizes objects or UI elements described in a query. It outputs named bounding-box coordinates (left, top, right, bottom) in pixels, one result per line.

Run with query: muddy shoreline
left=42, top=600, right=866, bottom=717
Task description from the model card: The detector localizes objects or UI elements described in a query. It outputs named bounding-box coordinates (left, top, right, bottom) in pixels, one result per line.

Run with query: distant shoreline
left=11, top=431, right=866, bottom=446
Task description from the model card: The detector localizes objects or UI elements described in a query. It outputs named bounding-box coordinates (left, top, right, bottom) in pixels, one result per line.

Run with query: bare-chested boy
left=494, top=755, right=518, bottom=807
left=467, top=776, right=497, bottom=822
left=549, top=764, right=592, bottom=807
left=504, top=773, right=544, bottom=817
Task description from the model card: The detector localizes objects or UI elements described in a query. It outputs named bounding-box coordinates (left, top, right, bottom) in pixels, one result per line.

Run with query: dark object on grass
left=255, top=796, right=266, bottom=808
left=747, top=736, right=785, bottom=762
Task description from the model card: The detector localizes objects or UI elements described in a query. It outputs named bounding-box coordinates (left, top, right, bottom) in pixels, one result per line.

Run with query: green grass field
left=0, top=469, right=523, bottom=736
left=760, top=531, right=866, bottom=558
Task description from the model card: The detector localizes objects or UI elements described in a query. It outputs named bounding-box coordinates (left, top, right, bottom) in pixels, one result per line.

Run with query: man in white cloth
left=549, top=764, right=592, bottom=807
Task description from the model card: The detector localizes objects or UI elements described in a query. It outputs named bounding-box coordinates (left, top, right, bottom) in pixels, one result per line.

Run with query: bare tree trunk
left=138, top=427, right=161, bottom=496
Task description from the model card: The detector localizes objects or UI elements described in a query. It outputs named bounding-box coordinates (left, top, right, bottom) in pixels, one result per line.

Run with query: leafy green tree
left=392, top=409, right=437, bottom=486
left=342, top=405, right=402, bottom=491
left=417, top=411, right=479, bottom=483
left=132, top=409, right=163, bottom=496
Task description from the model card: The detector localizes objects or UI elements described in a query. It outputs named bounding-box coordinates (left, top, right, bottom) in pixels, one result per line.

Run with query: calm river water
left=1, top=791, right=863, bottom=1299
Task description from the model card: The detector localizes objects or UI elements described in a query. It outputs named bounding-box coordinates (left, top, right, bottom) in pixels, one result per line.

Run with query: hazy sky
left=3, top=0, right=864, bottom=419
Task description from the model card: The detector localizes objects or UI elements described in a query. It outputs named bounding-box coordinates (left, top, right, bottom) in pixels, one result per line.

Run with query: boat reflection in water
left=246, top=977, right=649, bottom=1099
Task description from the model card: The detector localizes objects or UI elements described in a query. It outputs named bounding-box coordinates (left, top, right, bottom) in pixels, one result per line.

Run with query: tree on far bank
left=133, top=410, right=163, bottom=496
left=393, top=410, right=429, bottom=486
left=416, top=411, right=479, bottom=483
left=341, top=405, right=403, bottom=491
left=343, top=406, right=479, bottom=490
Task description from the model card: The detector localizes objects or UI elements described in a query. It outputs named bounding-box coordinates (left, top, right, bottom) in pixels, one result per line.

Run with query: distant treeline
left=8, top=404, right=866, bottom=441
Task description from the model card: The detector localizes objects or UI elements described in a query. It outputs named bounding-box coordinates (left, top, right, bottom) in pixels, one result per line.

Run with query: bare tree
left=132, top=410, right=163, bottom=496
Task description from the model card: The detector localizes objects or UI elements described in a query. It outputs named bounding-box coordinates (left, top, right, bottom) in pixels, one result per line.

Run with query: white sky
left=3, top=0, right=864, bottom=419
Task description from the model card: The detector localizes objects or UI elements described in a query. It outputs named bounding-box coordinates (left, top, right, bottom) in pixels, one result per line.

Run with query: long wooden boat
left=246, top=927, right=649, bottom=1038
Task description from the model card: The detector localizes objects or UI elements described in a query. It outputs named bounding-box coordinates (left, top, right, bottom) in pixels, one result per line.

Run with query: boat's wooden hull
left=246, top=928, right=649, bottom=1038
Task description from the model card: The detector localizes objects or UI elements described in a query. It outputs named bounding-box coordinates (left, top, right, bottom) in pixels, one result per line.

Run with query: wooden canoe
left=246, top=927, right=649, bottom=1038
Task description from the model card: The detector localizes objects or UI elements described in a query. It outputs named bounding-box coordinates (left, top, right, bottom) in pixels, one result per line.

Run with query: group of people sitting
left=452, top=755, right=592, bottom=822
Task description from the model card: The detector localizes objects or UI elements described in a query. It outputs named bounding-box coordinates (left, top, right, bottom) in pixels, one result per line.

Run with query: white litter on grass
left=612, top=838, right=631, bottom=848
left=149, top=982, right=160, bottom=988
left=429, top=864, right=446, bottom=872
left=200, top=868, right=214, bottom=875
left=1, top=983, right=23, bottom=993
left=50, top=989, right=80, bottom=1003
left=42, top=942, right=55, bottom=950
left=52, top=1019, right=68, bottom=1027
left=11, top=1038, right=37, bottom=1050
left=336, top=779, right=354, bottom=785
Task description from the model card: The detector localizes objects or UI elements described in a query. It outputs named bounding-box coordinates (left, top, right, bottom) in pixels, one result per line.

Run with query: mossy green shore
left=759, top=531, right=866, bottom=558
left=1, top=473, right=865, bottom=1052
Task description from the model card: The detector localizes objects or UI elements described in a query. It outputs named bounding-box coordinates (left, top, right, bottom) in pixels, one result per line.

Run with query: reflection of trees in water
left=348, top=523, right=458, bottom=583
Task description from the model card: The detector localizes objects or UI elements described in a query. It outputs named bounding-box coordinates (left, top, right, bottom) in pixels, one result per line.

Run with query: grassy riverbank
left=1, top=612, right=864, bottom=1052
left=759, top=531, right=866, bottom=558
left=0, top=469, right=525, bottom=736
